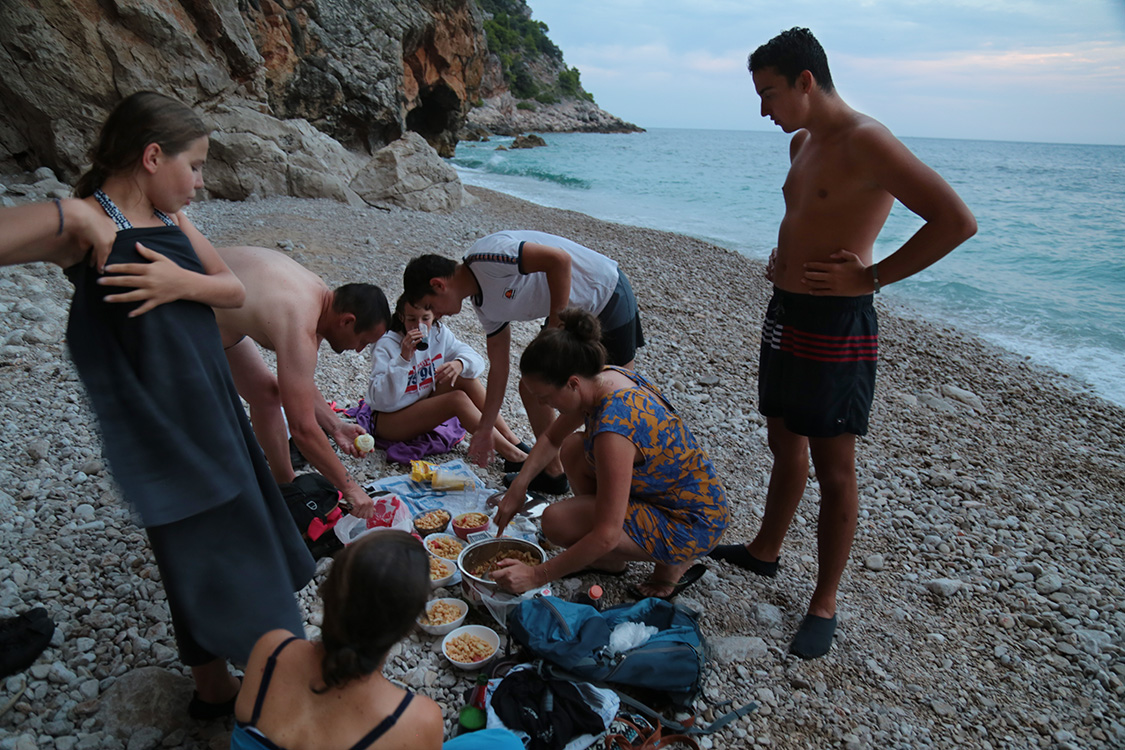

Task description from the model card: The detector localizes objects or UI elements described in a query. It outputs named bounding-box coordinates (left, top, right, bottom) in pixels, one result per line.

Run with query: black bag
left=279, top=472, right=345, bottom=559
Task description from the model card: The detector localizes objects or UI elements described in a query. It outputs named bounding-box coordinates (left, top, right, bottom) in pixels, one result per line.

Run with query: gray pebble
left=925, top=578, right=962, bottom=597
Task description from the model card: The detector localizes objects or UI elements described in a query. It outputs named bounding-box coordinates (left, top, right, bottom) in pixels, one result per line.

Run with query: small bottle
left=457, top=673, right=489, bottom=733
left=573, top=584, right=604, bottom=610
left=469, top=672, right=489, bottom=710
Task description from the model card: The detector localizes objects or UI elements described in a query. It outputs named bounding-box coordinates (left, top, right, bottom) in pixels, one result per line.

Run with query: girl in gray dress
left=0, top=91, right=314, bottom=719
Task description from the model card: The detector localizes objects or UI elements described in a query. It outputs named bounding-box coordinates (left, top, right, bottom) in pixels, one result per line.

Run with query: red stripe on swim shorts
left=782, top=327, right=878, bottom=362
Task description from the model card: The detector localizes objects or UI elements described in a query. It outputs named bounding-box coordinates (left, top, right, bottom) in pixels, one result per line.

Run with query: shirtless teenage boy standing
left=709, top=28, right=977, bottom=658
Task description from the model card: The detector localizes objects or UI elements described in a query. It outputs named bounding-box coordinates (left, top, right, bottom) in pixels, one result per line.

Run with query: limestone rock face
left=206, top=104, right=367, bottom=205
left=350, top=132, right=471, bottom=212
left=467, top=92, right=642, bottom=136
left=0, top=0, right=487, bottom=201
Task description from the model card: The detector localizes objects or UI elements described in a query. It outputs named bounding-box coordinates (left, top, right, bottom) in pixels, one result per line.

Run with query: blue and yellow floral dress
left=583, top=367, right=728, bottom=563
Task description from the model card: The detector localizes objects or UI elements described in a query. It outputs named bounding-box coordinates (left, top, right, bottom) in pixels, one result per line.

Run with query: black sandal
left=626, top=564, right=708, bottom=602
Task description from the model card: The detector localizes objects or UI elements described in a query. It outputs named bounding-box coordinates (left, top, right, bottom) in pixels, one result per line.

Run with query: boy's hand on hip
left=802, top=249, right=870, bottom=296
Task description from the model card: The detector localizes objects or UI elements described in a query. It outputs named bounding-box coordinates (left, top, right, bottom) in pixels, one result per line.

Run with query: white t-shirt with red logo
left=464, top=230, right=619, bottom=337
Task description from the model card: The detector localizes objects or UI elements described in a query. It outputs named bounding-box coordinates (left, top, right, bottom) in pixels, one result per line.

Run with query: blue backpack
left=507, top=595, right=706, bottom=708
left=507, top=595, right=756, bottom=736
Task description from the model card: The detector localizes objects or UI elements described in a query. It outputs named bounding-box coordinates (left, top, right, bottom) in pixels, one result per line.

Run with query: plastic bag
left=608, top=622, right=659, bottom=655
left=462, top=579, right=552, bottom=626
left=334, top=493, right=412, bottom=545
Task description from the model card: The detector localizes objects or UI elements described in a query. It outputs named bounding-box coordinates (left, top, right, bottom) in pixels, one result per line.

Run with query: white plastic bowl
left=441, top=624, right=500, bottom=670
left=416, top=597, right=469, bottom=636
left=424, top=533, right=466, bottom=562
left=429, top=557, right=456, bottom=590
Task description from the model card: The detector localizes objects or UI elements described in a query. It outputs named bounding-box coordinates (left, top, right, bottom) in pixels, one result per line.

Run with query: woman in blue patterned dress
left=492, top=309, right=728, bottom=599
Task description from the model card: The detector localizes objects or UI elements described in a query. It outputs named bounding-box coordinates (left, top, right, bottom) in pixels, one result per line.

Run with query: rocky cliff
left=0, top=0, right=635, bottom=206
left=0, top=0, right=486, bottom=204
left=465, top=0, right=642, bottom=136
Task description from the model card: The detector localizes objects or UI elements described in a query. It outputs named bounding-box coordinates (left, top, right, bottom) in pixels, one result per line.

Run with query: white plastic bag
left=607, top=622, right=658, bottom=655
left=462, top=580, right=551, bottom=626
left=334, top=493, right=412, bottom=545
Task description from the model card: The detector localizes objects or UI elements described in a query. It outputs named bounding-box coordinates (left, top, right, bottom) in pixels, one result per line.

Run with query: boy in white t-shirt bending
left=403, top=230, right=644, bottom=494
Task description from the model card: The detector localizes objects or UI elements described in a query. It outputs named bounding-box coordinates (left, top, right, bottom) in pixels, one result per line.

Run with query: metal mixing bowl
left=456, top=537, right=546, bottom=591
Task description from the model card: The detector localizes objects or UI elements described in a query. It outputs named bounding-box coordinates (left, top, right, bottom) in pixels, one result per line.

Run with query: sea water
left=451, top=129, right=1125, bottom=407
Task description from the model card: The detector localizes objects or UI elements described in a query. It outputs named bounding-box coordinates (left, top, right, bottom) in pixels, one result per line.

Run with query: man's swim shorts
left=758, top=288, right=877, bottom=437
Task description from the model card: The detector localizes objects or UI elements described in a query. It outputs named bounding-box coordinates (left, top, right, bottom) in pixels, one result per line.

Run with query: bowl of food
left=429, top=556, right=456, bottom=589
left=413, top=508, right=451, bottom=537
left=441, top=624, right=500, bottom=670
left=451, top=511, right=491, bottom=540
left=425, top=533, right=466, bottom=562
left=457, top=537, right=546, bottom=592
left=417, top=597, right=469, bottom=636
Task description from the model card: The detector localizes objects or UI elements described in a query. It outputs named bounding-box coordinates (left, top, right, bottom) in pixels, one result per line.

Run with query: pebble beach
left=1, top=184, right=1124, bottom=749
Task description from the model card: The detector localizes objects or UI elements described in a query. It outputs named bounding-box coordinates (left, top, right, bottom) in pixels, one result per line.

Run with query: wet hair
left=316, top=530, right=429, bottom=692
left=75, top=91, right=209, bottom=198
left=403, top=254, right=457, bottom=304
left=748, top=27, right=835, bottom=94
left=519, top=308, right=607, bottom=387
left=388, top=293, right=441, bottom=335
left=332, top=283, right=391, bottom=333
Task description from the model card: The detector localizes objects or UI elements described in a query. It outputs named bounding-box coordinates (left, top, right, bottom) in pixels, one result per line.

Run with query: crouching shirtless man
left=214, top=246, right=391, bottom=518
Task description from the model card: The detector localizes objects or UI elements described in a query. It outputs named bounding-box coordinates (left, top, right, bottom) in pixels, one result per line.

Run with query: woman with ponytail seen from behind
left=232, top=531, right=441, bottom=749
left=232, top=530, right=522, bottom=750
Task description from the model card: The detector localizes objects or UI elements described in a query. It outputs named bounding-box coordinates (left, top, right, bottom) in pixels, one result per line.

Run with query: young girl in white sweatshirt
left=366, top=296, right=529, bottom=463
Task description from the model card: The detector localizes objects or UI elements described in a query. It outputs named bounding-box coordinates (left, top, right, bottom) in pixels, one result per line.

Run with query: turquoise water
left=451, top=129, right=1125, bottom=407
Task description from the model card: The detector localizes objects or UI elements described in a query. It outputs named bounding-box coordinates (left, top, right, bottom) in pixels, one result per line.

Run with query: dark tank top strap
left=249, top=636, right=302, bottom=727
left=350, top=691, right=414, bottom=750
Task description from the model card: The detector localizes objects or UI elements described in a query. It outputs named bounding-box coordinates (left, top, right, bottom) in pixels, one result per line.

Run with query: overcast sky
left=522, top=0, right=1125, bottom=145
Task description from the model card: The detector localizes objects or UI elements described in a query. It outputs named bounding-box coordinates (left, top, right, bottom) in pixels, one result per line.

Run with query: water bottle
left=573, top=584, right=603, bottom=610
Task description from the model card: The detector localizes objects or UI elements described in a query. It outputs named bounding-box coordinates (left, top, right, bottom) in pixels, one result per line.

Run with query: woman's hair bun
left=520, top=308, right=606, bottom=386
left=559, top=308, right=602, bottom=343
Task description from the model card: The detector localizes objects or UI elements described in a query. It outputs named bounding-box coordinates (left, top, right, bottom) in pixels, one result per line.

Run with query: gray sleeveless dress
left=64, top=193, right=313, bottom=664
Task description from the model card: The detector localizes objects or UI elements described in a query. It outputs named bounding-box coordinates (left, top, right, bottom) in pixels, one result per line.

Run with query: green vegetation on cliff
left=478, top=0, right=594, bottom=103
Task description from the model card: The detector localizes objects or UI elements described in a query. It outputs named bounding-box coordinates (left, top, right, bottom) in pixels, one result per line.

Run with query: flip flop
left=562, top=564, right=628, bottom=579
left=626, top=563, right=708, bottom=602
